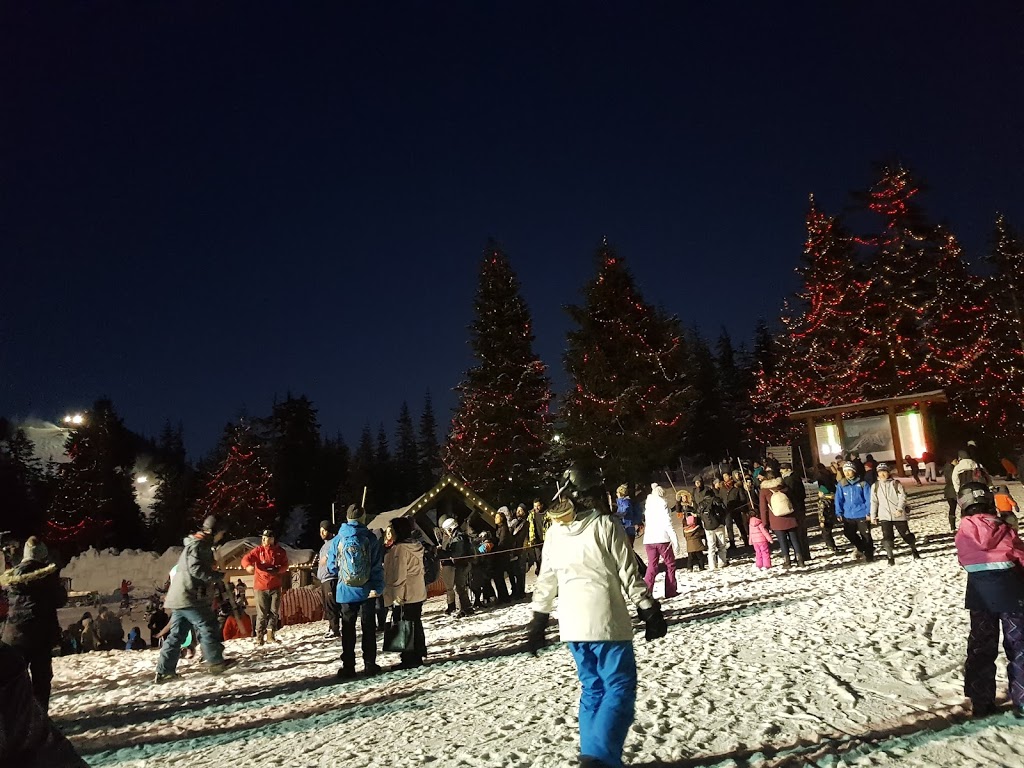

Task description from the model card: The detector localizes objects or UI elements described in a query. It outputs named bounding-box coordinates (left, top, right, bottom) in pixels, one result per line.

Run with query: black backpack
left=698, top=496, right=725, bottom=530
left=422, top=543, right=440, bottom=586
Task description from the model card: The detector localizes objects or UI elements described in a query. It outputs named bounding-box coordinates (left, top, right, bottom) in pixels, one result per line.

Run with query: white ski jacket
left=642, top=492, right=679, bottom=551
left=532, top=510, right=653, bottom=642
left=870, top=478, right=909, bottom=523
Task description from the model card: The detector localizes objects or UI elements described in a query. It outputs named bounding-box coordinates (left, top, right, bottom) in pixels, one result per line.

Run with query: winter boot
left=336, top=666, right=356, bottom=680
left=257, top=634, right=265, bottom=646
left=888, top=556, right=896, bottom=566
left=912, top=549, right=921, bottom=559
left=153, top=671, right=179, bottom=684
left=207, top=658, right=238, bottom=675
left=267, top=627, right=277, bottom=643
left=445, top=603, right=457, bottom=615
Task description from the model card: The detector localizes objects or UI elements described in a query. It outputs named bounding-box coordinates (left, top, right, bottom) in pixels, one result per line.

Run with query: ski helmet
left=957, top=481, right=994, bottom=516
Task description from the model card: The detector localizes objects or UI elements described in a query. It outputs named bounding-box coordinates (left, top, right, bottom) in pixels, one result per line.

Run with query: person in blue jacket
left=835, top=461, right=874, bottom=562
left=615, top=484, right=646, bottom=571
left=327, top=505, right=385, bottom=679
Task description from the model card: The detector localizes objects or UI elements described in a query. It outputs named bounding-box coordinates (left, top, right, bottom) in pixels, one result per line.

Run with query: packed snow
left=49, top=487, right=1024, bottom=767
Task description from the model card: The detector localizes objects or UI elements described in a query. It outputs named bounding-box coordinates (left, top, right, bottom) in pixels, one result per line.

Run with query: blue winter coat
left=835, top=477, right=871, bottom=520
left=326, top=522, right=384, bottom=605
left=616, top=497, right=639, bottom=536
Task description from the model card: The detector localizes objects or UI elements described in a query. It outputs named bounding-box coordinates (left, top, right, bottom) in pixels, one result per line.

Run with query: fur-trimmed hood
left=760, top=477, right=783, bottom=490
left=0, top=561, right=56, bottom=588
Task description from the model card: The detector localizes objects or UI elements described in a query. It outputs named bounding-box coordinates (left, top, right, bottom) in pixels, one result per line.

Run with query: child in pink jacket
left=954, top=482, right=1024, bottom=718
left=747, top=509, right=775, bottom=570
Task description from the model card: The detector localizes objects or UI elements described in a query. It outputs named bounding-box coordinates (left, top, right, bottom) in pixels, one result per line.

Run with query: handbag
left=383, top=605, right=417, bottom=653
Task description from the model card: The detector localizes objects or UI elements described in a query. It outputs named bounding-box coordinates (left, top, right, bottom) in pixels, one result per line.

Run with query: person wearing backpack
left=758, top=470, right=804, bottom=568
left=698, top=494, right=728, bottom=570
left=952, top=449, right=991, bottom=495
left=870, top=463, right=921, bottom=565
left=836, top=461, right=874, bottom=562
left=326, top=505, right=385, bottom=679
left=954, top=482, right=1024, bottom=719
left=384, top=517, right=428, bottom=670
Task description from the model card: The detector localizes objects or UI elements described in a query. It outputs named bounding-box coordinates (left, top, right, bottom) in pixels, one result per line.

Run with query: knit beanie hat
left=24, top=536, right=48, bottom=563
left=319, top=519, right=335, bottom=535
left=346, top=505, right=365, bottom=521
left=842, top=461, right=856, bottom=472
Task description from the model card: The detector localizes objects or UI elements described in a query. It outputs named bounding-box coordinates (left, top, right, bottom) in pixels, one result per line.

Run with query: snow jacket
left=747, top=516, right=774, bottom=546
left=642, top=492, right=679, bottom=550
left=955, top=512, right=1024, bottom=613
left=759, top=477, right=797, bottom=531
left=835, top=476, right=871, bottom=520
left=781, top=472, right=807, bottom=518
left=240, top=543, right=289, bottom=592
left=615, top=497, right=639, bottom=536
left=0, top=560, right=66, bottom=649
left=125, top=628, right=147, bottom=651
left=870, top=478, right=909, bottom=523
left=952, top=458, right=989, bottom=494
left=440, top=529, right=474, bottom=568
left=316, top=539, right=333, bottom=582
left=683, top=516, right=705, bottom=553
left=692, top=485, right=715, bottom=510
left=532, top=509, right=653, bottom=642
left=942, top=461, right=957, bottom=500
left=326, top=521, right=385, bottom=604
left=718, top=483, right=747, bottom=514
left=165, top=533, right=222, bottom=611
left=384, top=541, right=428, bottom=606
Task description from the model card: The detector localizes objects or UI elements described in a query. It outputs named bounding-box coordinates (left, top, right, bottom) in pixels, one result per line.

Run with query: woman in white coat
left=870, top=463, right=921, bottom=565
left=642, top=484, right=679, bottom=599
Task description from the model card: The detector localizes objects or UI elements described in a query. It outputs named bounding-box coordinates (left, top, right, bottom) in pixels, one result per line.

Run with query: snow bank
left=61, top=547, right=183, bottom=595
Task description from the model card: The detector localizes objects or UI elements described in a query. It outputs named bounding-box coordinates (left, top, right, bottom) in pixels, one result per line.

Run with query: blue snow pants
left=567, top=641, right=637, bottom=768
left=156, top=607, right=225, bottom=675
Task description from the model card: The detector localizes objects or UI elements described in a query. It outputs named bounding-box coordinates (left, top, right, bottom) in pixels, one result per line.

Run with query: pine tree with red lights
left=47, top=398, right=143, bottom=554
left=194, top=421, right=275, bottom=537
left=748, top=319, right=798, bottom=448
left=561, top=242, right=691, bottom=482
left=444, top=242, right=553, bottom=502
left=854, top=165, right=938, bottom=397
left=778, top=195, right=869, bottom=407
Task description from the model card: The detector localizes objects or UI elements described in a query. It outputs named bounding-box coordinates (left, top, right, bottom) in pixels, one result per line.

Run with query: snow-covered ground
left=50, top=487, right=1024, bottom=767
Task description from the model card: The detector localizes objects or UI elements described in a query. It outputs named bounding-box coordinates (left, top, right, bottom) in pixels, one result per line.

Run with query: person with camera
left=241, top=529, right=289, bottom=645
left=525, top=467, right=668, bottom=768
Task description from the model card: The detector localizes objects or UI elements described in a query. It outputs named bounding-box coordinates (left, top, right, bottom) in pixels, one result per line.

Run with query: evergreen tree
left=268, top=394, right=321, bottom=513
left=148, top=421, right=196, bottom=551
left=311, top=432, right=350, bottom=522
left=854, top=165, right=938, bottom=397
left=681, top=328, right=727, bottom=463
left=418, top=391, right=442, bottom=488
left=47, top=398, right=143, bottom=554
left=373, top=423, right=395, bottom=509
left=562, top=242, right=691, bottom=484
left=346, top=425, right=375, bottom=509
left=988, top=215, right=1024, bottom=351
left=444, top=242, right=553, bottom=503
left=0, top=426, right=48, bottom=539
left=193, top=420, right=275, bottom=538
left=778, top=195, right=870, bottom=406
left=748, top=319, right=796, bottom=449
left=394, top=402, right=422, bottom=502
left=714, top=329, right=748, bottom=456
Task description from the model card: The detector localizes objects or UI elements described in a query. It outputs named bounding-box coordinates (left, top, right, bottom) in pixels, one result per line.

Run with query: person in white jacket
left=642, top=483, right=679, bottom=599
left=870, top=463, right=921, bottom=565
left=526, top=467, right=667, bottom=768
left=384, top=517, right=428, bottom=669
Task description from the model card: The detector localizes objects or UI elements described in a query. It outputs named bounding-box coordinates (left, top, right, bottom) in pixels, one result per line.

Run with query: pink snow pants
left=753, top=542, right=772, bottom=569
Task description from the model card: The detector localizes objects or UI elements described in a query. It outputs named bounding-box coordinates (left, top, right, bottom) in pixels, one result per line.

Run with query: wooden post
left=888, top=405, right=905, bottom=477
left=835, top=417, right=848, bottom=457
left=919, top=401, right=933, bottom=457
left=806, top=417, right=819, bottom=466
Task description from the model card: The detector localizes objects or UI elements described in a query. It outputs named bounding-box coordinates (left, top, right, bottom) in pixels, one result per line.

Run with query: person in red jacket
left=241, top=530, right=289, bottom=645
left=954, top=482, right=1024, bottom=719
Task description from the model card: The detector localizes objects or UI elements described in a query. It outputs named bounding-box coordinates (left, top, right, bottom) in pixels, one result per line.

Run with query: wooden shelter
left=789, top=390, right=947, bottom=476
left=366, top=474, right=499, bottom=542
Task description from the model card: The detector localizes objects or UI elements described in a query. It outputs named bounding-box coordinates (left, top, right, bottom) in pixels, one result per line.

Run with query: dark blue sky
left=3, top=2, right=1023, bottom=457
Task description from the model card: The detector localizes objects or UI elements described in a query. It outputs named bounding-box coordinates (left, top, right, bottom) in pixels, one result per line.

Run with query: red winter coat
left=241, top=545, right=289, bottom=591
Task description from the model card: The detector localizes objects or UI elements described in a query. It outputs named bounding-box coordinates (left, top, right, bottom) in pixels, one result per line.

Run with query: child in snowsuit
left=954, top=482, right=1024, bottom=718
left=682, top=514, right=706, bottom=571
left=747, top=509, right=774, bottom=570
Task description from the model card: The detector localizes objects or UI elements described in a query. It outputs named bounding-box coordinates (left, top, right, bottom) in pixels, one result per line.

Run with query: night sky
left=3, top=2, right=1023, bottom=457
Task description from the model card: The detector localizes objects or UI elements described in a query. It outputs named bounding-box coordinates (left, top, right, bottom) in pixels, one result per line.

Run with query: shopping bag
left=383, top=606, right=417, bottom=653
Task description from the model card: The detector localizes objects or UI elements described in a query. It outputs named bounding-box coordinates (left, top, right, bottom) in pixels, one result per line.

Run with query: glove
left=525, top=611, right=549, bottom=656
left=638, top=600, right=667, bottom=641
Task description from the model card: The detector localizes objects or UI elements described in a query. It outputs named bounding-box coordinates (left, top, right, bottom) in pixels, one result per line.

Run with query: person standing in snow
left=952, top=449, right=991, bottom=495
left=943, top=454, right=960, bottom=532
left=835, top=461, right=874, bottom=562
left=384, top=517, right=428, bottom=670
left=869, top=463, right=921, bottom=565
left=155, top=515, right=236, bottom=683
left=241, top=529, right=289, bottom=645
left=780, top=463, right=811, bottom=562
left=327, top=505, right=385, bottom=678
left=758, top=470, right=804, bottom=568
left=747, top=508, right=774, bottom=571
left=815, top=463, right=840, bottom=555
left=697, top=490, right=728, bottom=570
left=439, top=516, right=474, bottom=616
left=317, top=520, right=340, bottom=639
left=718, top=475, right=749, bottom=550
left=642, top=483, right=679, bottom=598
left=954, top=482, right=1024, bottom=719
left=0, top=537, right=66, bottom=712
left=525, top=467, right=667, bottom=768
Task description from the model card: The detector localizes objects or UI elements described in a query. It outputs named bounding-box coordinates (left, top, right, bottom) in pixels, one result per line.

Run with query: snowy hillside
left=50, top=489, right=1024, bottom=767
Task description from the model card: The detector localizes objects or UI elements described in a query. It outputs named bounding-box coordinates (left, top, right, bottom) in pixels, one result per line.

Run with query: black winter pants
left=948, top=498, right=958, bottom=531
left=339, top=600, right=377, bottom=672
left=14, top=645, right=53, bottom=713
left=723, top=511, right=748, bottom=547
left=321, top=577, right=339, bottom=635
left=879, top=520, right=918, bottom=558
left=395, top=601, right=427, bottom=669
left=842, top=518, right=874, bottom=560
